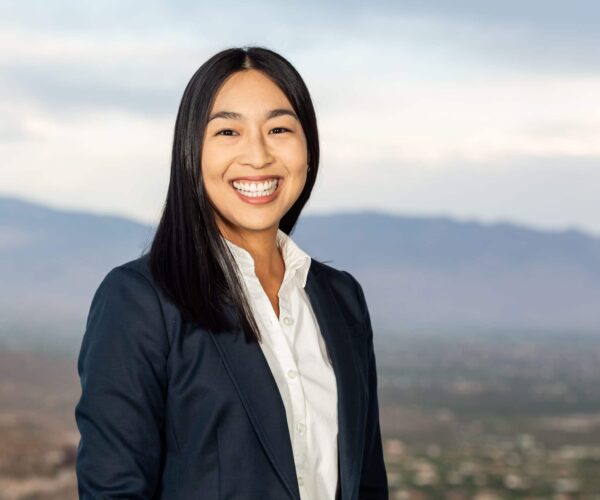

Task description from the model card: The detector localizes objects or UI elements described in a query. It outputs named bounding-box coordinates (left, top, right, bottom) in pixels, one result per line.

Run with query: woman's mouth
left=230, top=177, right=283, bottom=204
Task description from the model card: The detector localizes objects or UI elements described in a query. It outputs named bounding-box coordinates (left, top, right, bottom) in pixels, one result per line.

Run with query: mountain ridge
left=1, top=194, right=598, bottom=353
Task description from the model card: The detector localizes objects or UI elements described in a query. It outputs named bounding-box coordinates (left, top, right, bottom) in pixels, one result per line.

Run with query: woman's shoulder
left=115, top=252, right=153, bottom=281
left=98, top=253, right=154, bottom=291
left=309, top=258, right=368, bottom=329
left=91, top=253, right=164, bottom=317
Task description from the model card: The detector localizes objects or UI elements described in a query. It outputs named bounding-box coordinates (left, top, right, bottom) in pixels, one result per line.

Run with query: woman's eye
left=215, top=127, right=290, bottom=136
left=216, top=129, right=237, bottom=136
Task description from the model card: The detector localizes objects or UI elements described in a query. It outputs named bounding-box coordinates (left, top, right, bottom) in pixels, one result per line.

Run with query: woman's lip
left=229, top=175, right=282, bottom=182
left=231, top=177, right=283, bottom=205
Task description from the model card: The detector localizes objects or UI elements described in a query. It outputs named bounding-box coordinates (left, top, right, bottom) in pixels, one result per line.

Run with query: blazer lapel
left=209, top=305, right=301, bottom=500
left=209, top=259, right=364, bottom=500
left=304, top=261, right=365, bottom=500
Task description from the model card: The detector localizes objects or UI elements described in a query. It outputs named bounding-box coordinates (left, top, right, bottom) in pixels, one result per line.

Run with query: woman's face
left=201, top=69, right=309, bottom=237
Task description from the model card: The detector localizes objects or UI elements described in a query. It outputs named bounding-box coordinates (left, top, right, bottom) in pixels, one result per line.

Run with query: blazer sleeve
left=345, top=271, right=389, bottom=499
left=74, top=265, right=170, bottom=499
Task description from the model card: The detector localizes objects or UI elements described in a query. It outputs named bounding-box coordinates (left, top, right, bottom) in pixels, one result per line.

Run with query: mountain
left=297, top=212, right=600, bottom=336
left=0, top=196, right=155, bottom=352
left=1, top=195, right=599, bottom=353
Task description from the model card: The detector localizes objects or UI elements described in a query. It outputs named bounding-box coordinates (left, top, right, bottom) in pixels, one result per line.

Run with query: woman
left=75, top=46, right=388, bottom=500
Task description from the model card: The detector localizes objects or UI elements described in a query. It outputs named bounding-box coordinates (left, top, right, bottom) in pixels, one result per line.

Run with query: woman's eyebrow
left=208, top=108, right=298, bottom=122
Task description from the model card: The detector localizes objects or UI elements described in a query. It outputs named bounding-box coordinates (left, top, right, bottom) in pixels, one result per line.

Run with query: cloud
left=1, top=0, right=599, bottom=234
left=362, top=0, right=600, bottom=73
left=311, top=154, right=600, bottom=237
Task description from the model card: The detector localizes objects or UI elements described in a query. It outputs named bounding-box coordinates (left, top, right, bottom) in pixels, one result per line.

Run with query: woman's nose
left=240, top=129, right=274, bottom=167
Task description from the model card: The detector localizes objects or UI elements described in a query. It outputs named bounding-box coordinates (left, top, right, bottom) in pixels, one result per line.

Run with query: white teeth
left=232, top=178, right=279, bottom=197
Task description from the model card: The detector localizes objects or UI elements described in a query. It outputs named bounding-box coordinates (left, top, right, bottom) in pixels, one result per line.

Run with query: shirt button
left=287, top=369, right=298, bottom=379
left=283, top=316, right=294, bottom=326
left=296, top=422, right=305, bottom=434
left=298, top=475, right=304, bottom=486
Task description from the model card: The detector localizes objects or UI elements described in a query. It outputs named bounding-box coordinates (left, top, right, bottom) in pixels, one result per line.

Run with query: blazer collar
left=208, top=258, right=365, bottom=500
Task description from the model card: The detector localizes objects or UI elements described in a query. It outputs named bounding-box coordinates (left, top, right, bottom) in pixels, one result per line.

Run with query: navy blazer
left=75, top=253, right=388, bottom=499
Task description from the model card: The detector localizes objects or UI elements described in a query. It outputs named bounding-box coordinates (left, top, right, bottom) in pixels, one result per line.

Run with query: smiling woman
left=150, top=47, right=320, bottom=341
left=202, top=70, right=309, bottom=218
left=74, top=46, right=388, bottom=500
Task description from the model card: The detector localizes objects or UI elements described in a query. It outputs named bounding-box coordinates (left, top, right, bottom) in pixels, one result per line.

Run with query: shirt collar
left=222, top=228, right=312, bottom=288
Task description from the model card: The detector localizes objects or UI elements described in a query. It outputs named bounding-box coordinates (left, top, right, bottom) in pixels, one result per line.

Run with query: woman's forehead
left=211, top=70, right=291, bottom=111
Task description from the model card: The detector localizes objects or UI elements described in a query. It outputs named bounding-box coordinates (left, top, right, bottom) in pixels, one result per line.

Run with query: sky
left=1, top=0, right=599, bottom=235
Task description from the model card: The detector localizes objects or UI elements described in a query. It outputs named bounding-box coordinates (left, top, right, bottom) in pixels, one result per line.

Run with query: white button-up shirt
left=222, top=228, right=339, bottom=500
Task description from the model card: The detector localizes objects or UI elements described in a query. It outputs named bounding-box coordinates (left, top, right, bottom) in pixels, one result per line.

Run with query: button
left=298, top=475, right=304, bottom=486
left=283, top=316, right=294, bottom=326
left=296, top=422, right=305, bottom=434
left=287, top=369, right=298, bottom=379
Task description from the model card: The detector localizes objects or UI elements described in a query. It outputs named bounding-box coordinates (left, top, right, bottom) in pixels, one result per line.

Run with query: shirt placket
left=256, top=275, right=310, bottom=490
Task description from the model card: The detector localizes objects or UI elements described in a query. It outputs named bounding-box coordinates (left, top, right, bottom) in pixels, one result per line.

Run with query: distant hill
left=1, top=195, right=599, bottom=353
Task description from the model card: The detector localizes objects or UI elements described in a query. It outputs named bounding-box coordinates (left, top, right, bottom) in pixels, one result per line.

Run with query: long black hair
left=146, top=46, right=320, bottom=343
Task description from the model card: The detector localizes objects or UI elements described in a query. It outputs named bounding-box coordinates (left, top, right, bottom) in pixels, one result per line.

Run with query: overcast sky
left=1, top=0, right=599, bottom=235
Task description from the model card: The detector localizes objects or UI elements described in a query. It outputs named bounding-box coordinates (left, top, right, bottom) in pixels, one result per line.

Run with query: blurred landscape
left=1, top=196, right=600, bottom=499
left=3, top=0, right=600, bottom=497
